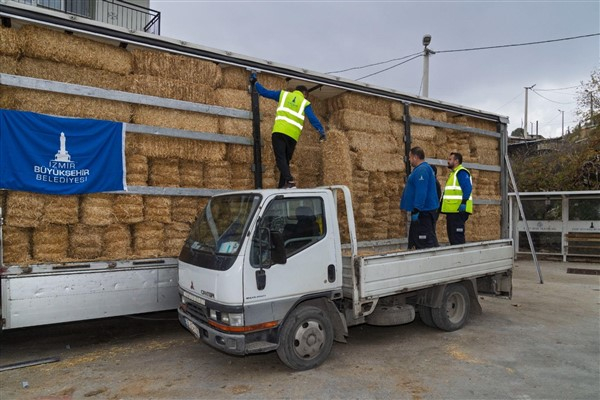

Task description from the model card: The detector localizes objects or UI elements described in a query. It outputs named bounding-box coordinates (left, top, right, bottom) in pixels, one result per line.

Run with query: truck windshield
left=179, top=194, right=261, bottom=271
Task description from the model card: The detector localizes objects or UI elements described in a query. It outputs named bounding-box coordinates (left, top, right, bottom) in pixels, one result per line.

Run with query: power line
left=495, top=91, right=523, bottom=111
left=329, top=33, right=598, bottom=80
left=535, top=85, right=580, bottom=91
left=356, top=54, right=423, bottom=80
left=436, top=33, right=599, bottom=54
left=326, top=51, right=423, bottom=74
left=532, top=89, right=575, bottom=105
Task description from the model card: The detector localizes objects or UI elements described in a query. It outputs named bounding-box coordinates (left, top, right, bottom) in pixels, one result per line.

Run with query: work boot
left=283, top=181, right=297, bottom=189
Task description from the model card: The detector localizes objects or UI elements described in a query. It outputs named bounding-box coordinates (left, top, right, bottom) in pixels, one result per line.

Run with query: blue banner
left=0, top=109, right=126, bottom=194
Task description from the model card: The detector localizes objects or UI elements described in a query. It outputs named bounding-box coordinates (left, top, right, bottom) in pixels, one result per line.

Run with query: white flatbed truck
left=178, top=185, right=513, bottom=370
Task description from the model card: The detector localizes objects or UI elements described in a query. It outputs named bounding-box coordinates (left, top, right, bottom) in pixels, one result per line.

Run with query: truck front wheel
left=431, top=283, right=470, bottom=331
left=276, top=305, right=334, bottom=370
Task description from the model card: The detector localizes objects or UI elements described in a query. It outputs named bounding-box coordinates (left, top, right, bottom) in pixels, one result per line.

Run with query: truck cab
left=178, top=187, right=346, bottom=370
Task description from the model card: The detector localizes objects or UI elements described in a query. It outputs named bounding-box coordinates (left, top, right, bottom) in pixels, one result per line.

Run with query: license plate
left=185, top=318, right=201, bottom=339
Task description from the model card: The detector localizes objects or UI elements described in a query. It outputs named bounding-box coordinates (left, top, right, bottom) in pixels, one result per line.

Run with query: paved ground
left=0, top=260, right=598, bottom=400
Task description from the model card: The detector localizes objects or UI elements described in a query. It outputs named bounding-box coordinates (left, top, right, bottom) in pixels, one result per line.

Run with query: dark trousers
left=446, top=212, right=470, bottom=245
left=408, top=210, right=438, bottom=250
left=272, top=132, right=297, bottom=188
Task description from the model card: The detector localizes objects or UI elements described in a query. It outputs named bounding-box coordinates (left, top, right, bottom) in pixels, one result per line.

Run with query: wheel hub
left=293, top=320, right=324, bottom=360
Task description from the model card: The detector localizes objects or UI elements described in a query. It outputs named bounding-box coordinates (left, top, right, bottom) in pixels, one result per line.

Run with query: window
left=37, top=0, right=94, bottom=19
left=250, top=197, right=326, bottom=267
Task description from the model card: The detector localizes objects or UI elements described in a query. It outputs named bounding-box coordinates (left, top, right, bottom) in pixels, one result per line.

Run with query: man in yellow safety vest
left=250, top=72, right=326, bottom=189
left=440, top=152, right=473, bottom=245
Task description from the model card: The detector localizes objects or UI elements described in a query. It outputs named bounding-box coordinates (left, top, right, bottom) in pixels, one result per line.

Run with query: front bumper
left=178, top=308, right=247, bottom=355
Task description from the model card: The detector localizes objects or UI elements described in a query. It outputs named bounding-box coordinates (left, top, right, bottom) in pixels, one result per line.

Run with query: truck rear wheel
left=276, top=305, right=333, bottom=370
left=417, top=305, right=436, bottom=328
left=431, top=283, right=470, bottom=331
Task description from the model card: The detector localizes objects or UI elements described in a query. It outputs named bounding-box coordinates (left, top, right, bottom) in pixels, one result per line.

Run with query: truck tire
left=276, top=305, right=334, bottom=370
left=431, top=283, right=470, bottom=331
left=417, top=305, right=436, bottom=328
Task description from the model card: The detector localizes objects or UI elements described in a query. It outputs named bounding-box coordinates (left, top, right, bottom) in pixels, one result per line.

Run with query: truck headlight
left=227, top=313, right=244, bottom=327
left=208, top=309, right=244, bottom=327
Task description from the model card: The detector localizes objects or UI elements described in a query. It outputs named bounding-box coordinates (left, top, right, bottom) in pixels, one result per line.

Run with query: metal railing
left=12, top=0, right=160, bottom=34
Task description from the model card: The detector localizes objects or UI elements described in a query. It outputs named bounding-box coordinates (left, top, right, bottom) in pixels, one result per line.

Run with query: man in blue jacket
left=250, top=72, right=326, bottom=189
left=400, top=146, right=440, bottom=249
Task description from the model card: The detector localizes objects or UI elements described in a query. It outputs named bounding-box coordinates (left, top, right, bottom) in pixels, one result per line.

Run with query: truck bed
left=342, top=239, right=513, bottom=301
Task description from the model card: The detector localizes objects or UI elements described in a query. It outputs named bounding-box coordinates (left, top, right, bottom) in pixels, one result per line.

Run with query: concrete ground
left=0, top=260, right=598, bottom=400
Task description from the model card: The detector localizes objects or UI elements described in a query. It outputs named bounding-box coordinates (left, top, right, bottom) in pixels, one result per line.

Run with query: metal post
left=558, top=109, right=565, bottom=137
left=524, top=84, right=535, bottom=139
left=505, top=154, right=544, bottom=283
left=422, top=34, right=433, bottom=97
left=249, top=77, right=262, bottom=189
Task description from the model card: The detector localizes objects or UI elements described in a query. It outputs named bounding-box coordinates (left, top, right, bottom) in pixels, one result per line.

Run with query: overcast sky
left=150, top=1, right=599, bottom=138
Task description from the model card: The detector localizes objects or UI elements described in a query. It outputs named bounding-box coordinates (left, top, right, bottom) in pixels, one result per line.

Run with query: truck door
left=243, top=194, right=339, bottom=313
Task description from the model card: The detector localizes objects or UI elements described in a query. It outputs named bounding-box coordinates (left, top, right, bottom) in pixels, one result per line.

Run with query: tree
left=510, top=127, right=524, bottom=137
left=575, top=68, right=600, bottom=126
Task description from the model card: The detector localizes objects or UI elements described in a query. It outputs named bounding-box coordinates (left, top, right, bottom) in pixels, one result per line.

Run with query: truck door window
left=251, top=197, right=326, bottom=267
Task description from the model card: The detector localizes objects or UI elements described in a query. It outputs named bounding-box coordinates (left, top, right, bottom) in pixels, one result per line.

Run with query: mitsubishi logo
left=190, top=281, right=194, bottom=290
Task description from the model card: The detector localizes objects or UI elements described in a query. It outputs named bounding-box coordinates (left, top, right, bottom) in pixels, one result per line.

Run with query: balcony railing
left=12, top=0, right=161, bottom=35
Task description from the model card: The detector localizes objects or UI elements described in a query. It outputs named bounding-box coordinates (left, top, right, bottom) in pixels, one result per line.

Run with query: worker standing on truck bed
left=441, top=152, right=473, bottom=245
left=250, top=72, right=326, bottom=189
left=400, top=147, right=440, bottom=249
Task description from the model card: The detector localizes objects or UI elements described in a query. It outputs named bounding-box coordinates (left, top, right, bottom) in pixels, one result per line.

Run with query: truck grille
left=186, top=301, right=208, bottom=324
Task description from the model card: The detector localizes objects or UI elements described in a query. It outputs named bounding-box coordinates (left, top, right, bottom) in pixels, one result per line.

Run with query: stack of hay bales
left=0, top=23, right=504, bottom=266
left=325, top=92, right=405, bottom=241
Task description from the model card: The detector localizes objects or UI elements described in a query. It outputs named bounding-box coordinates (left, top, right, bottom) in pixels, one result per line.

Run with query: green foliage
left=510, top=127, right=524, bottom=137
left=575, top=68, right=600, bottom=126
left=510, top=128, right=600, bottom=191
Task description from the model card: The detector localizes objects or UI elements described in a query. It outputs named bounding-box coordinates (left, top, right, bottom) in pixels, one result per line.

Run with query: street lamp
left=524, top=84, right=536, bottom=139
left=422, top=34, right=435, bottom=97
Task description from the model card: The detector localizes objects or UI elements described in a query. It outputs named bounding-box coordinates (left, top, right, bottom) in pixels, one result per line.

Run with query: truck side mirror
left=270, top=231, right=287, bottom=265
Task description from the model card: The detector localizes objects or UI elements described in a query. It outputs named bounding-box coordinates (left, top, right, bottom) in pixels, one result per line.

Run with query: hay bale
left=132, top=105, right=219, bottom=133
left=19, top=25, right=132, bottom=75
left=103, top=224, right=131, bottom=259
left=469, top=205, right=501, bottom=241
left=33, top=224, right=69, bottom=261
left=218, top=117, right=253, bottom=137
left=473, top=171, right=501, bottom=199
left=214, top=88, right=251, bottom=111
left=204, top=161, right=232, bottom=188
left=144, top=196, right=172, bottom=223
left=133, top=222, right=165, bottom=258
left=113, top=195, right=144, bottom=223
left=164, top=222, right=191, bottom=256
left=322, top=129, right=353, bottom=188
left=179, top=160, right=204, bottom=187
left=126, top=131, right=225, bottom=163
left=69, top=224, right=103, bottom=260
left=226, top=144, right=253, bottom=164
left=220, top=66, right=251, bottom=90
left=0, top=55, right=18, bottom=74
left=17, top=57, right=128, bottom=91
left=80, top=194, right=115, bottom=226
left=330, top=110, right=392, bottom=135
left=42, top=195, right=79, bottom=225
left=5, top=87, right=132, bottom=122
left=149, top=158, right=180, bottom=187
left=369, top=172, right=387, bottom=197
left=469, top=135, right=500, bottom=166
left=3, top=226, right=31, bottom=264
left=6, top=192, right=45, bottom=228
left=347, top=131, right=400, bottom=154
left=352, top=170, right=370, bottom=195
left=328, top=92, right=391, bottom=117
left=390, top=102, right=405, bottom=121
left=128, top=74, right=214, bottom=104
left=132, top=48, right=222, bottom=87
left=410, top=106, right=448, bottom=122
left=172, top=197, right=202, bottom=224
left=410, top=125, right=438, bottom=142
left=0, top=26, right=20, bottom=56
left=354, top=151, right=405, bottom=172
left=125, top=154, right=148, bottom=186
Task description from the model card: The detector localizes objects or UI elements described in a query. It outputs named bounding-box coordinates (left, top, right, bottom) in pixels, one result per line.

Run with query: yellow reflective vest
left=441, top=165, right=473, bottom=214
left=272, top=90, right=309, bottom=141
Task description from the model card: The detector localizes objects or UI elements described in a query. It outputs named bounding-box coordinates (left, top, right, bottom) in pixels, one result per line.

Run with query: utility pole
left=422, top=34, right=434, bottom=97
left=524, top=84, right=536, bottom=139
left=558, top=109, right=565, bottom=137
